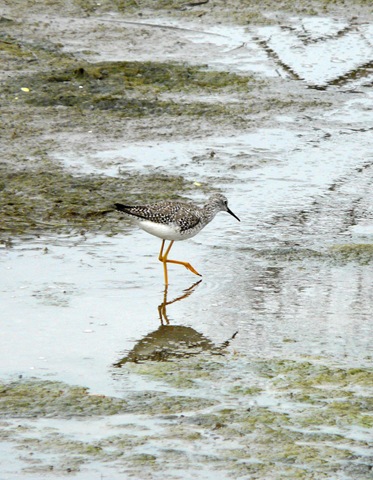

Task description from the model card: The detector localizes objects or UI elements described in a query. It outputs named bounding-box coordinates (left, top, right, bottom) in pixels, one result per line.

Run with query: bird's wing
left=173, top=205, right=201, bottom=232
left=115, top=204, right=156, bottom=220
left=115, top=202, right=201, bottom=232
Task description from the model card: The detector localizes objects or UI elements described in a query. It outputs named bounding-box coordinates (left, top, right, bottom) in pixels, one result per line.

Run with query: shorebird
left=115, top=193, right=240, bottom=284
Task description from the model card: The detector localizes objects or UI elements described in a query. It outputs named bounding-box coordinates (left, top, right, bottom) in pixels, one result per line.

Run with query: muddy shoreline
left=1, top=1, right=372, bottom=478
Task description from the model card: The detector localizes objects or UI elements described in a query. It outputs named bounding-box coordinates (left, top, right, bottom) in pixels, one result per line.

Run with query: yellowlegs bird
left=115, top=193, right=240, bottom=285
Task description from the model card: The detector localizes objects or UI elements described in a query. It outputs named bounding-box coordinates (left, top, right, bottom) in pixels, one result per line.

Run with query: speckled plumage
left=116, top=201, right=200, bottom=233
left=114, top=193, right=240, bottom=284
left=114, top=193, right=240, bottom=241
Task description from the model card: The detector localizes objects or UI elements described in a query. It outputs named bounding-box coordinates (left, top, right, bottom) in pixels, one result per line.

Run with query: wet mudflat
left=1, top=1, right=373, bottom=479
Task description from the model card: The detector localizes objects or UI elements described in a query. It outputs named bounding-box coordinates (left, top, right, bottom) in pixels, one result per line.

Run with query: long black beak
left=227, top=207, right=240, bottom=222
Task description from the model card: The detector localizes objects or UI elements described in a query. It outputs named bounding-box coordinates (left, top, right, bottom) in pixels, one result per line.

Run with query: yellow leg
left=158, top=239, right=202, bottom=285
left=158, top=240, right=169, bottom=285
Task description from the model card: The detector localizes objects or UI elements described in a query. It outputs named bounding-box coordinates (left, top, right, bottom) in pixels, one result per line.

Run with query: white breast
left=138, top=220, right=183, bottom=241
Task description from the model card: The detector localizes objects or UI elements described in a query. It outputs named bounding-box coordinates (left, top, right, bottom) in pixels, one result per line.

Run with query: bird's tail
left=114, top=203, right=128, bottom=212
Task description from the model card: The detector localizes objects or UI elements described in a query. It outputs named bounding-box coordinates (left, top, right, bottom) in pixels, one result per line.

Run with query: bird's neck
left=202, top=204, right=219, bottom=225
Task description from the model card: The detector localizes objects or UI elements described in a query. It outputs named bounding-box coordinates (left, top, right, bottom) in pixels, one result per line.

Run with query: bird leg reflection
left=158, top=240, right=202, bottom=286
left=158, top=279, right=202, bottom=324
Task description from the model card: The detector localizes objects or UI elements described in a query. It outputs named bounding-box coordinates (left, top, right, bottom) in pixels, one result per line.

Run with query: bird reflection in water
left=158, top=279, right=202, bottom=324
left=114, top=281, right=237, bottom=366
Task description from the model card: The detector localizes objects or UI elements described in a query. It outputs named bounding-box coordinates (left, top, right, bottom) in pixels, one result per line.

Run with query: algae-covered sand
left=1, top=358, right=372, bottom=478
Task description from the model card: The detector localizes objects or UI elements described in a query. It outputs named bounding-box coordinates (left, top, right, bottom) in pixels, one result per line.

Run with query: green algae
left=1, top=356, right=372, bottom=478
left=128, top=357, right=225, bottom=389
left=330, top=244, right=373, bottom=265
left=5, top=60, right=257, bottom=118
left=0, top=377, right=216, bottom=419
left=0, top=32, right=77, bottom=75
left=127, top=392, right=217, bottom=415
left=249, top=244, right=373, bottom=266
left=0, top=379, right=129, bottom=417
left=229, top=385, right=262, bottom=396
left=263, top=360, right=373, bottom=387
left=121, top=355, right=373, bottom=477
left=0, top=159, right=197, bottom=240
left=0, top=37, right=34, bottom=61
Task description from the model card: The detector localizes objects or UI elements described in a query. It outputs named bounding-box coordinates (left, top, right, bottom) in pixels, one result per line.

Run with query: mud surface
left=1, top=1, right=373, bottom=479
